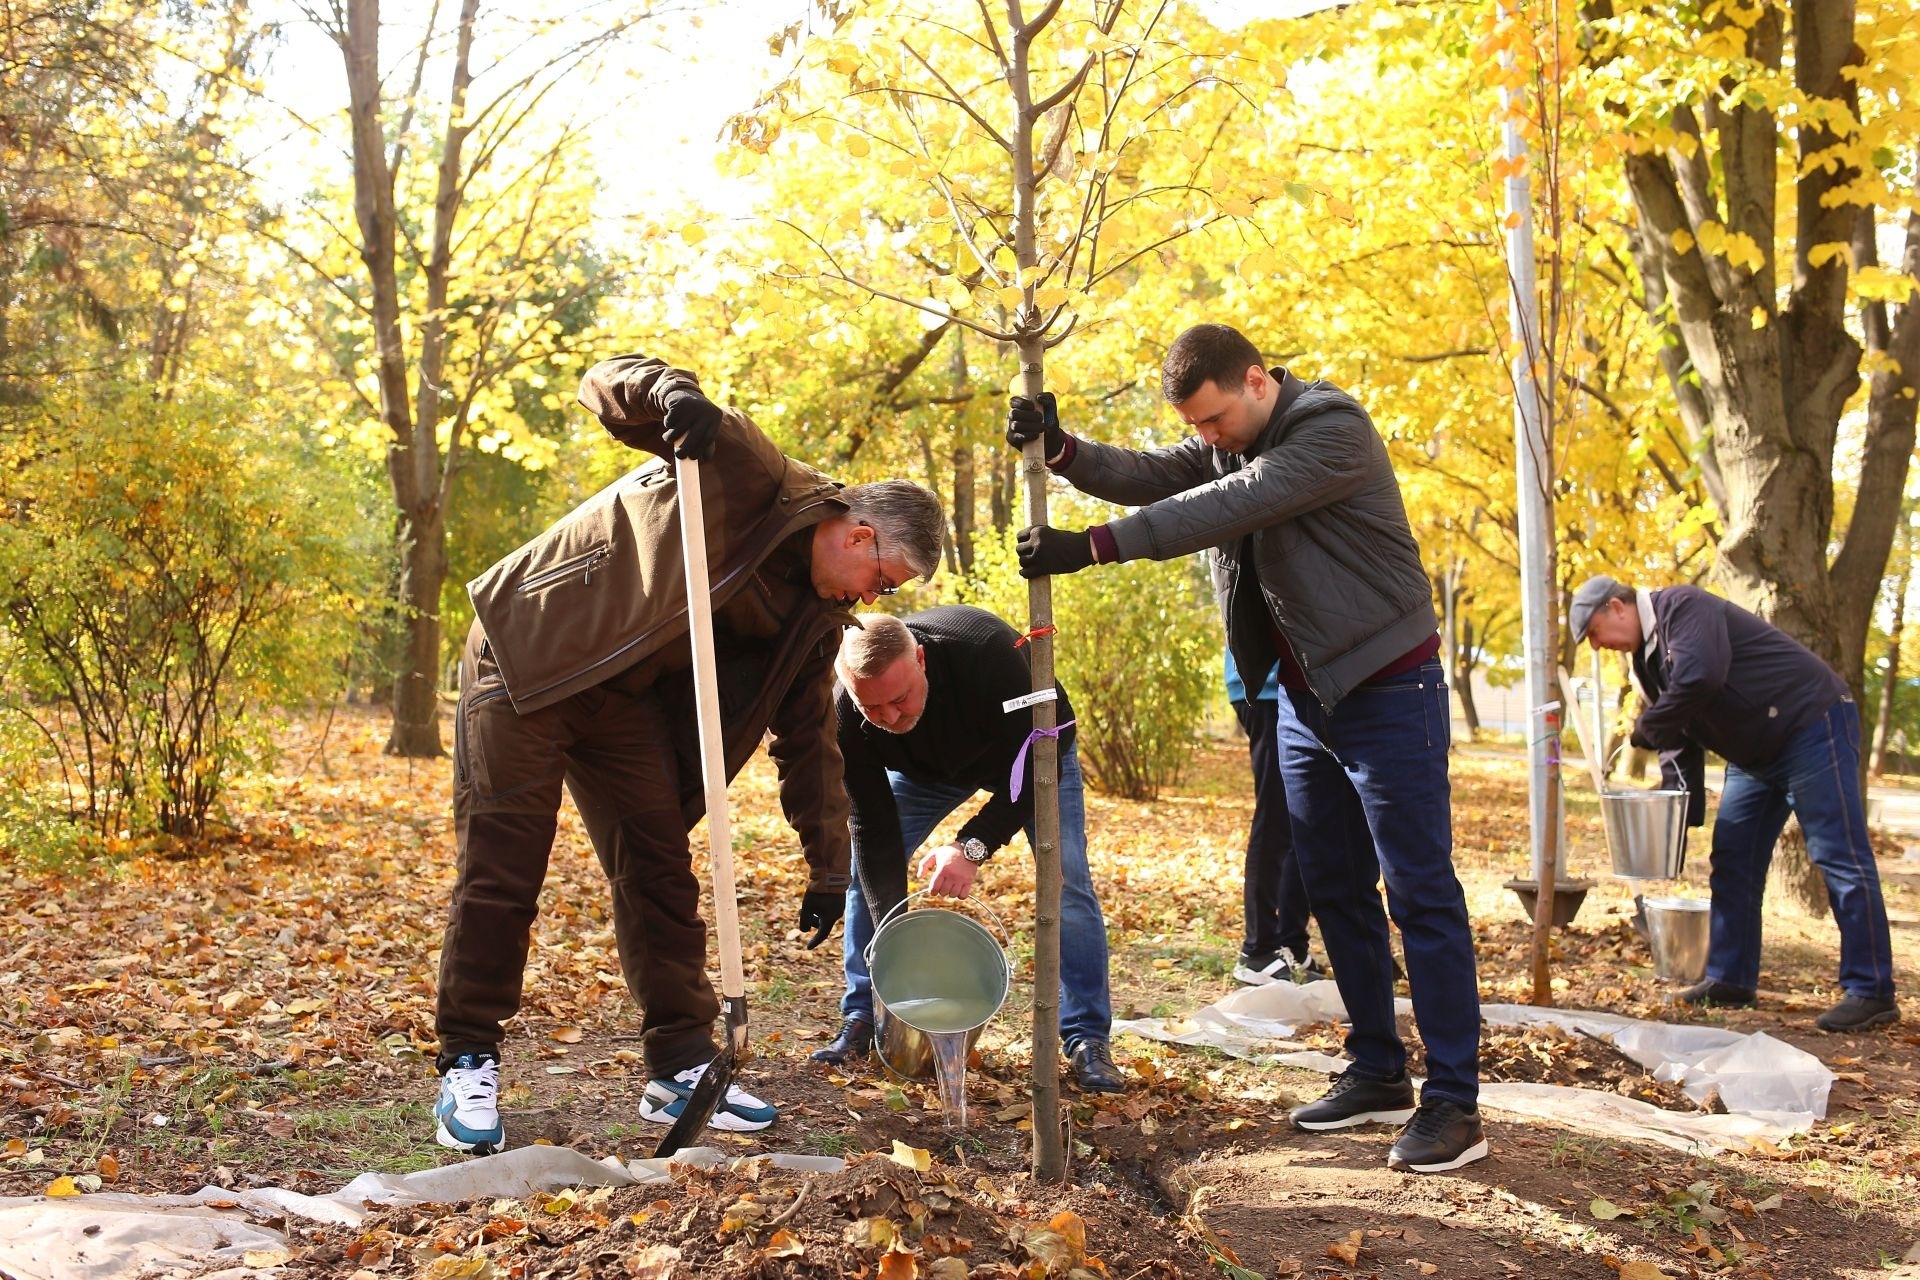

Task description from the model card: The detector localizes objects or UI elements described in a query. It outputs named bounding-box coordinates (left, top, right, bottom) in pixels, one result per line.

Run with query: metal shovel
left=653, top=453, right=750, bottom=1159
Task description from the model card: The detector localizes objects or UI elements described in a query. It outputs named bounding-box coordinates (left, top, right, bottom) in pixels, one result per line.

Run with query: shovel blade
left=651, top=1043, right=735, bottom=1159
left=651, top=995, right=749, bottom=1159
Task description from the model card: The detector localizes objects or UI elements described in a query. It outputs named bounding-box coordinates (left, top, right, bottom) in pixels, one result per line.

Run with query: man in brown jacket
left=432, top=352, right=945, bottom=1153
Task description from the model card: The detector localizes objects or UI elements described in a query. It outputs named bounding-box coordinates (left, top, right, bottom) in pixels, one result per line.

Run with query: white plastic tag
left=1002, top=688, right=1059, bottom=713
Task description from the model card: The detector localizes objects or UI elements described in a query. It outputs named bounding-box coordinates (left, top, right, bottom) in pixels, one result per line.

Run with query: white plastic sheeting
left=1111, top=981, right=1834, bottom=1152
left=0, top=1145, right=846, bottom=1280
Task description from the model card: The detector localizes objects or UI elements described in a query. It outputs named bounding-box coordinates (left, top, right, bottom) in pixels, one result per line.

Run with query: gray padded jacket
left=1060, top=372, right=1436, bottom=711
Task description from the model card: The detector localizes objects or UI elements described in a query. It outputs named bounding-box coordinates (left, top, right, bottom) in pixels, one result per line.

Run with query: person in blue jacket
left=1572, top=574, right=1899, bottom=1032
left=1225, top=647, right=1327, bottom=985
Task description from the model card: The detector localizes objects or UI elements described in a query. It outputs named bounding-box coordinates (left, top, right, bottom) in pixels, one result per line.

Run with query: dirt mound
left=287, top=1150, right=1219, bottom=1280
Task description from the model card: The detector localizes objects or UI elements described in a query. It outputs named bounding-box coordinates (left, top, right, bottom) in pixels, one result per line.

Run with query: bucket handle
left=1596, top=742, right=1633, bottom=794
left=865, top=888, right=1014, bottom=968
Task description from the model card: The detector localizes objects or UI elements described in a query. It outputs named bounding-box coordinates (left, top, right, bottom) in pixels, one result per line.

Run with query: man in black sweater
left=809, top=605, right=1125, bottom=1092
left=1572, top=575, right=1899, bottom=1032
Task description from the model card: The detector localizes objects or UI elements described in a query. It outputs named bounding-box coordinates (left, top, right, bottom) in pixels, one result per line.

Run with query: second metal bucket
left=1641, top=895, right=1712, bottom=983
left=866, top=892, right=1012, bottom=1081
left=1601, top=788, right=1688, bottom=879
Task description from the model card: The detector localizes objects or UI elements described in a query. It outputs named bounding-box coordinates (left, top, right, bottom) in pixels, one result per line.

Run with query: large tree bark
left=1594, top=0, right=1920, bottom=908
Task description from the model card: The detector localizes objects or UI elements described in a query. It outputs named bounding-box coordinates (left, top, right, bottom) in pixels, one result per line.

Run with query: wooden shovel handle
left=675, top=455, right=745, bottom=1005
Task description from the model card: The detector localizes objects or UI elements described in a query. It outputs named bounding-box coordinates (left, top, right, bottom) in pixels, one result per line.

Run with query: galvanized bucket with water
left=866, top=891, right=1012, bottom=1081
left=1600, top=788, right=1688, bottom=879
left=1640, top=895, right=1711, bottom=982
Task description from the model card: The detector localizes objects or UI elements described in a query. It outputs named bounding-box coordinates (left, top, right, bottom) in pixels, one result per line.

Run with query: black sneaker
left=1387, top=1096, right=1489, bottom=1173
left=1675, top=978, right=1757, bottom=1008
left=1067, top=1039, right=1127, bottom=1093
left=809, top=1017, right=874, bottom=1064
left=1289, top=1070, right=1416, bottom=1131
left=1815, top=995, right=1900, bottom=1033
left=1233, top=947, right=1329, bottom=986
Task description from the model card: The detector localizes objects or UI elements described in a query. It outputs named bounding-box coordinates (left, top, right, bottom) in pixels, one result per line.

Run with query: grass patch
left=288, top=1100, right=440, bottom=1174
left=1547, top=1133, right=1614, bottom=1171
left=798, top=1129, right=863, bottom=1157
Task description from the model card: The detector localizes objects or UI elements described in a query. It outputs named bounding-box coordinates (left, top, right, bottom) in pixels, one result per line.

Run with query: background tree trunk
left=1870, top=532, right=1910, bottom=777
left=1766, top=821, right=1827, bottom=918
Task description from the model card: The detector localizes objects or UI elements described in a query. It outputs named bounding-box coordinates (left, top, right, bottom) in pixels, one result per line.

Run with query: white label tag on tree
left=1002, top=688, right=1059, bottom=713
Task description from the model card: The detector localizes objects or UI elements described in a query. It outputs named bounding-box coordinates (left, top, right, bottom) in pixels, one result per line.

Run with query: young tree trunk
left=1007, top=11, right=1062, bottom=1186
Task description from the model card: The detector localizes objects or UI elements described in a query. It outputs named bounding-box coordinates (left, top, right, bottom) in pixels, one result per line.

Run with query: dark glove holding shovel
left=798, top=889, right=845, bottom=949
left=661, top=389, right=723, bottom=460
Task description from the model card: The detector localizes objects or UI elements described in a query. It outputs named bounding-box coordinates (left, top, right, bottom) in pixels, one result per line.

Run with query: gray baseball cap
left=1568, top=574, right=1624, bottom=643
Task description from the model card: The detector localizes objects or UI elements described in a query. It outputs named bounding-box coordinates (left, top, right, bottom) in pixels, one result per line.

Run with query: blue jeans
left=1705, top=699, right=1895, bottom=999
left=839, top=745, right=1114, bottom=1051
left=1276, top=659, right=1480, bottom=1106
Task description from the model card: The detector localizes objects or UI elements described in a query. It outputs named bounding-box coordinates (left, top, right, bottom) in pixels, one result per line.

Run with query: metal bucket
left=1600, top=788, right=1688, bottom=879
left=866, top=892, right=1011, bottom=1081
left=1641, top=895, right=1711, bottom=983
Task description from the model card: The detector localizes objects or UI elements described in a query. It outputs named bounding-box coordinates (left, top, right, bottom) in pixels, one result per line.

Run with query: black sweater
left=1635, top=585, right=1847, bottom=822
left=836, top=605, right=1076, bottom=917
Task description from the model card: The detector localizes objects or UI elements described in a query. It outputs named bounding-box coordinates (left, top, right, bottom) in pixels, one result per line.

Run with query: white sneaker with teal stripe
left=435, top=1053, right=505, bottom=1153
left=638, top=1059, right=778, bottom=1132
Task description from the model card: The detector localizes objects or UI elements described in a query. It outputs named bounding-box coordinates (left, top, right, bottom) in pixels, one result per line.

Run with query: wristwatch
left=959, top=837, right=992, bottom=865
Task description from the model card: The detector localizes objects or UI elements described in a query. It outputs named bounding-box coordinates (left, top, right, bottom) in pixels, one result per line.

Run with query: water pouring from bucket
left=865, top=891, right=1012, bottom=1129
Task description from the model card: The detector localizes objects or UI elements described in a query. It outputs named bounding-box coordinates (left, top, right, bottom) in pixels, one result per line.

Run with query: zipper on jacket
left=515, top=545, right=611, bottom=594
left=513, top=490, right=845, bottom=707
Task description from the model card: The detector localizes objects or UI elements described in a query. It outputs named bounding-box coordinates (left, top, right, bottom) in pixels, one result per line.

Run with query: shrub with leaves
left=0, top=381, right=382, bottom=849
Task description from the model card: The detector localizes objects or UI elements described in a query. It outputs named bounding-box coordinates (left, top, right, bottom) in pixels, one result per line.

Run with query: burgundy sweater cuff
left=1047, top=434, right=1078, bottom=469
left=1088, top=525, right=1119, bottom=564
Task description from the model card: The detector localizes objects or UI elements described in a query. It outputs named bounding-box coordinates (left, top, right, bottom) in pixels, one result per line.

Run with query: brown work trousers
left=436, top=624, right=722, bottom=1077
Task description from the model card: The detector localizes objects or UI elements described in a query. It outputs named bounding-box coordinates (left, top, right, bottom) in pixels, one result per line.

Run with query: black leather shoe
left=1387, top=1096, right=1489, bottom=1173
left=1289, top=1070, right=1416, bottom=1131
left=1675, top=978, right=1757, bottom=1008
left=809, top=1017, right=873, bottom=1064
left=1815, top=994, right=1900, bottom=1033
left=1067, top=1039, right=1126, bottom=1093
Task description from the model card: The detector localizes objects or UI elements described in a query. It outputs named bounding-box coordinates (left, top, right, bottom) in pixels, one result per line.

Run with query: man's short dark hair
left=1161, top=324, right=1265, bottom=405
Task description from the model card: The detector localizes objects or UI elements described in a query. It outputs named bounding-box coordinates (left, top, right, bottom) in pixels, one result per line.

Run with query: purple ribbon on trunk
left=1010, top=719, right=1076, bottom=802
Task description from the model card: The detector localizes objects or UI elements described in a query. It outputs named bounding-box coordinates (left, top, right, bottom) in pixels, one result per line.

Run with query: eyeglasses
left=865, top=525, right=899, bottom=597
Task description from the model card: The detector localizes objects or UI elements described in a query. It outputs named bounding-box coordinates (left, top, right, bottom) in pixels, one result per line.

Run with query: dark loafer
left=809, top=1017, right=874, bottom=1064
left=1067, top=1039, right=1126, bottom=1093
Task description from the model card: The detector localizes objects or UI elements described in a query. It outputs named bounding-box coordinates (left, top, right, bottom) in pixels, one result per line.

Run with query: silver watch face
left=963, top=839, right=989, bottom=863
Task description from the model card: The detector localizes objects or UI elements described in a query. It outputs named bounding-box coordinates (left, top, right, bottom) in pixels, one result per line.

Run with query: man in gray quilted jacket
left=1005, top=322, right=1484, bottom=1173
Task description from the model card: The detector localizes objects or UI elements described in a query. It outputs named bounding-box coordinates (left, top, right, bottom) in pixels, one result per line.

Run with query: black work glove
left=1006, top=392, right=1064, bottom=458
left=1629, top=720, right=1654, bottom=751
left=797, top=889, right=845, bottom=949
left=661, top=388, right=724, bottom=460
left=1016, top=524, right=1095, bottom=579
